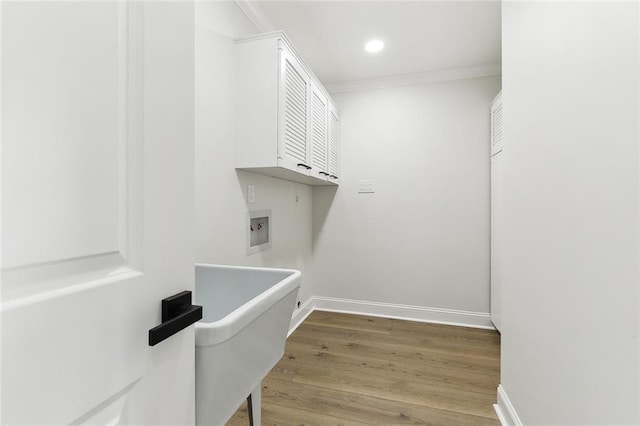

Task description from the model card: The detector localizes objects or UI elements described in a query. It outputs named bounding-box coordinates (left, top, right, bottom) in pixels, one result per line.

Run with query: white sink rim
left=194, top=263, right=301, bottom=347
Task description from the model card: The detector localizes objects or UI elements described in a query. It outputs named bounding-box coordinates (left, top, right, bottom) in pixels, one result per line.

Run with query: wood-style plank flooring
left=227, top=311, right=500, bottom=425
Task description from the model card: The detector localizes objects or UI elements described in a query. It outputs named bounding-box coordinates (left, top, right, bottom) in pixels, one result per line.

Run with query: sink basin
left=194, top=264, right=301, bottom=425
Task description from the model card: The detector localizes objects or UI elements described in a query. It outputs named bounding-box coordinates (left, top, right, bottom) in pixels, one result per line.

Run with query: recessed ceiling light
left=365, top=39, right=384, bottom=53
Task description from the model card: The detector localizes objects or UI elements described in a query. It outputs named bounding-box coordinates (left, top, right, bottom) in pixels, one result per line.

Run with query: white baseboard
left=494, top=385, right=523, bottom=426
left=313, top=296, right=494, bottom=329
left=288, top=296, right=494, bottom=335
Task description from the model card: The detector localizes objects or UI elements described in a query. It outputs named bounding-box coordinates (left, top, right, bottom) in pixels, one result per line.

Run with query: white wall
left=195, top=1, right=315, bottom=306
left=499, top=2, right=639, bottom=423
left=312, top=76, right=500, bottom=316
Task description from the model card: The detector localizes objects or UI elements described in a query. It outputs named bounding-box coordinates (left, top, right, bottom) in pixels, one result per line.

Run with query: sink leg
left=246, top=383, right=261, bottom=426
left=246, top=394, right=253, bottom=426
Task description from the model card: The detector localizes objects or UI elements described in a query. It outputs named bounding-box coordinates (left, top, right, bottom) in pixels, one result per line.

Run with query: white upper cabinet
left=235, top=32, right=339, bottom=186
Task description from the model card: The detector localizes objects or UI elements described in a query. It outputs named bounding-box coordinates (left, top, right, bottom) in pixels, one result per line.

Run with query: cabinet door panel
left=491, top=92, right=503, bottom=156
left=309, top=84, right=328, bottom=179
left=279, top=47, right=310, bottom=174
left=328, top=104, right=340, bottom=183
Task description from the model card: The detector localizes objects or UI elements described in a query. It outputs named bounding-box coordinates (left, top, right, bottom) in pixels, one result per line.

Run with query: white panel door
left=1, top=2, right=195, bottom=424
left=278, top=45, right=311, bottom=175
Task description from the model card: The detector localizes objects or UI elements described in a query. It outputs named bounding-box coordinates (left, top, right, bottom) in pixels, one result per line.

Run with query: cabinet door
left=490, top=90, right=503, bottom=332
left=490, top=91, right=503, bottom=156
left=327, top=103, right=340, bottom=183
left=278, top=46, right=311, bottom=174
left=309, top=83, right=329, bottom=179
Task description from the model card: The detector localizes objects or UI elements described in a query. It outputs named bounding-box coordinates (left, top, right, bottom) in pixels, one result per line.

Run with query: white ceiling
left=252, top=1, right=502, bottom=86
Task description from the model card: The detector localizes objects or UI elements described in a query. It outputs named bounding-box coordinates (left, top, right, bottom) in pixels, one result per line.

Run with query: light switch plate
left=358, top=179, right=375, bottom=193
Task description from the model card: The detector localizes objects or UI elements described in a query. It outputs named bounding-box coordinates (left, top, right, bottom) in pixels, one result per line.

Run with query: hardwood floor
left=227, top=311, right=500, bottom=425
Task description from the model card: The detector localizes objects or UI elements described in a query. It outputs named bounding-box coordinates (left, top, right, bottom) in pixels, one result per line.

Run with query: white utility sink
left=194, top=264, right=301, bottom=426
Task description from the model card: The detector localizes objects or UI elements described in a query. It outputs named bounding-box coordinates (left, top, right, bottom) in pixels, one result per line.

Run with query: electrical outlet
left=295, top=194, right=299, bottom=205
left=248, top=184, right=255, bottom=203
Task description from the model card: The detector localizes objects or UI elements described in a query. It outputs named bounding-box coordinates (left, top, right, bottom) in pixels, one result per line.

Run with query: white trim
left=313, top=296, right=494, bottom=329
left=494, top=385, right=524, bottom=426
left=288, top=297, right=314, bottom=337
left=326, top=63, right=502, bottom=94
left=233, top=0, right=276, bottom=33
left=287, top=296, right=494, bottom=335
left=235, top=30, right=286, bottom=44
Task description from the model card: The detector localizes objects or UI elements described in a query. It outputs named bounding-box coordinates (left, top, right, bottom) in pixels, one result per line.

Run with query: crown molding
left=233, top=0, right=276, bottom=33
left=234, top=30, right=286, bottom=44
left=326, top=63, right=502, bottom=94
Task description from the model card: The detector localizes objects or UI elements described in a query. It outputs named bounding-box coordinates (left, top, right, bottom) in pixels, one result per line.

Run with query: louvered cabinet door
left=327, top=103, right=340, bottom=184
left=309, top=83, right=329, bottom=180
left=490, top=91, right=503, bottom=156
left=490, top=90, right=503, bottom=332
left=278, top=46, right=311, bottom=174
